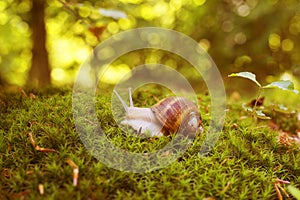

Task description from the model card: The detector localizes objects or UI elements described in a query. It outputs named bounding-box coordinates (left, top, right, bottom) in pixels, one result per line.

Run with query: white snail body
left=113, top=88, right=203, bottom=137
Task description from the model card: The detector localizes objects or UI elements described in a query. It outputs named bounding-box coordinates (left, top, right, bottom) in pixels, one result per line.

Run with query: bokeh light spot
left=282, top=39, right=294, bottom=52
left=199, top=39, right=210, bottom=51
left=140, top=5, right=156, bottom=21
left=268, top=33, right=281, bottom=51
left=237, top=4, right=250, bottom=17
left=107, top=22, right=120, bottom=34
left=222, top=20, right=234, bottom=32
left=154, top=2, right=169, bottom=17
left=193, top=0, right=206, bottom=6
left=234, top=32, right=247, bottom=44
left=118, top=18, right=132, bottom=30
left=17, top=1, right=31, bottom=13
left=147, top=33, right=161, bottom=46
left=96, top=46, right=115, bottom=61
left=161, top=12, right=175, bottom=27
left=79, top=5, right=91, bottom=18
left=170, top=0, right=182, bottom=11
left=234, top=55, right=252, bottom=68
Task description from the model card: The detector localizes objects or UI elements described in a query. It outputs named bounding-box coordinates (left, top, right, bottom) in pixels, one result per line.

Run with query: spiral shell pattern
left=151, top=97, right=201, bottom=136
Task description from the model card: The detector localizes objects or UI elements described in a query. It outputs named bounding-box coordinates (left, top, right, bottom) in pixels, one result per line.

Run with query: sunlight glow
left=280, top=72, right=299, bottom=89
left=161, top=12, right=175, bottom=27
left=0, top=1, right=7, bottom=11
left=193, top=0, right=206, bottom=6
left=100, top=64, right=131, bottom=84
left=140, top=4, right=156, bottom=21
left=50, top=38, right=91, bottom=68
left=170, top=0, right=182, bottom=10
left=280, top=72, right=293, bottom=81
left=118, top=0, right=143, bottom=4
left=0, top=12, right=8, bottom=25
left=51, top=68, right=66, bottom=82
left=153, top=2, right=169, bottom=17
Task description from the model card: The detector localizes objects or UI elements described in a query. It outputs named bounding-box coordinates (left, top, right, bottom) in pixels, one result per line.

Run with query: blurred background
left=0, top=0, right=300, bottom=98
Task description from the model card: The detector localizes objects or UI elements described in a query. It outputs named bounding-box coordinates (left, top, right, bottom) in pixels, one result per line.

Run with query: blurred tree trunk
left=27, top=0, right=51, bottom=86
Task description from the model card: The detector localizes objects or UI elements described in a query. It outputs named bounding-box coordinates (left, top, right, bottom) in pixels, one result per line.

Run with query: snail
left=113, top=88, right=203, bottom=137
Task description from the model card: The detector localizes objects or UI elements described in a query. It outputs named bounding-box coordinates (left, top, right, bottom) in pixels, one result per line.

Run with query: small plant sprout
left=228, top=72, right=299, bottom=120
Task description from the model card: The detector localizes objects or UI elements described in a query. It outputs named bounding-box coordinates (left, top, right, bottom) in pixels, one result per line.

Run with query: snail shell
left=151, top=97, right=202, bottom=136
left=113, top=88, right=203, bottom=137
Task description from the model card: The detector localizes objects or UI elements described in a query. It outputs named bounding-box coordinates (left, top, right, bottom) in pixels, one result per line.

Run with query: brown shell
left=150, top=97, right=201, bottom=136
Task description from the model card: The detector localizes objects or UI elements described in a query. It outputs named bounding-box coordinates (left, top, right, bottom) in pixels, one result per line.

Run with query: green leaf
left=228, top=72, right=261, bottom=87
left=255, top=110, right=271, bottom=119
left=287, top=185, right=300, bottom=200
left=263, top=80, right=299, bottom=94
left=273, top=104, right=296, bottom=114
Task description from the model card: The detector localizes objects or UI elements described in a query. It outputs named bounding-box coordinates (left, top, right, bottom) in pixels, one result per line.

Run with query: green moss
left=0, top=87, right=299, bottom=199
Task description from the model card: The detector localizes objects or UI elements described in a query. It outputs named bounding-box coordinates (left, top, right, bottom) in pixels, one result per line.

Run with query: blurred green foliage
left=0, top=0, right=300, bottom=90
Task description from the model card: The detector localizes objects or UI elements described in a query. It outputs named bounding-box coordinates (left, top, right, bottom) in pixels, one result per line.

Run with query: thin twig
left=274, top=179, right=290, bottom=200
left=57, top=0, right=81, bottom=20
left=221, top=181, right=231, bottom=194
left=28, top=132, right=56, bottom=153
left=274, top=182, right=283, bottom=200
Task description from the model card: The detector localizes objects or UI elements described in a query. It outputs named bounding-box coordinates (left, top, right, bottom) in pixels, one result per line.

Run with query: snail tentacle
left=113, top=89, right=129, bottom=112
left=128, top=87, right=133, bottom=107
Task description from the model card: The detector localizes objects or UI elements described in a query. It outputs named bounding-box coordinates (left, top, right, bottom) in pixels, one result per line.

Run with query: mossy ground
left=0, top=87, right=299, bottom=199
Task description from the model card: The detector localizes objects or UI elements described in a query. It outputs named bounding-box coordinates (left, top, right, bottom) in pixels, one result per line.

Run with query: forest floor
left=0, top=87, right=300, bottom=200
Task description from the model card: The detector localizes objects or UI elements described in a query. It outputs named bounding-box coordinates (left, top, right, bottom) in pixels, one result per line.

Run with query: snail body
left=113, top=89, right=203, bottom=137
